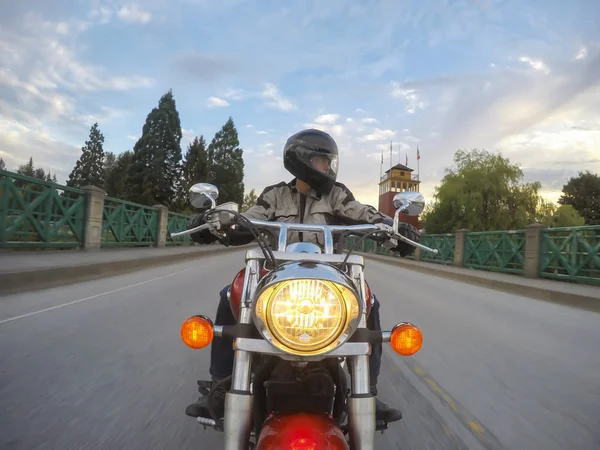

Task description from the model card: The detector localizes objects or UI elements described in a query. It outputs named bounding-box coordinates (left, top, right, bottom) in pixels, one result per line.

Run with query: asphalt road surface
left=1, top=249, right=599, bottom=449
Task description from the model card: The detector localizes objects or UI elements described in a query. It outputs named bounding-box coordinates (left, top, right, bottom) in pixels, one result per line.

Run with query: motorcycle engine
left=263, top=360, right=337, bottom=415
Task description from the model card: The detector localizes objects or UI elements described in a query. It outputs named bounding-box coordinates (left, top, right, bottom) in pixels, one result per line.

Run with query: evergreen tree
left=15, top=157, right=57, bottom=189
left=183, top=136, right=209, bottom=187
left=17, top=157, right=35, bottom=177
left=67, top=122, right=106, bottom=189
left=207, top=117, right=245, bottom=205
left=124, top=90, right=183, bottom=207
left=105, top=151, right=132, bottom=198
left=242, top=188, right=257, bottom=212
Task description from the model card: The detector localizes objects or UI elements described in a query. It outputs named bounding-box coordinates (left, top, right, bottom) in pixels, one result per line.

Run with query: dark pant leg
left=209, top=284, right=237, bottom=379
left=367, top=294, right=382, bottom=388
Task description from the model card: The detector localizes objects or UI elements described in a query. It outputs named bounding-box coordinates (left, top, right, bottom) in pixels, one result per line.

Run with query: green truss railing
left=0, top=169, right=86, bottom=248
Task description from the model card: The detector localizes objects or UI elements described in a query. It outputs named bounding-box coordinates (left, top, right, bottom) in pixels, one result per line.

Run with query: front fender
left=255, top=413, right=348, bottom=450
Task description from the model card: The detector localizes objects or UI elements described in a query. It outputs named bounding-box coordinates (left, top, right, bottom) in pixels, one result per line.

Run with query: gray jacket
left=242, top=179, right=390, bottom=248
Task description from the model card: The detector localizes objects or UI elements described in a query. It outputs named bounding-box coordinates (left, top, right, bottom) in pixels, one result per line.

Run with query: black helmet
left=283, top=129, right=339, bottom=195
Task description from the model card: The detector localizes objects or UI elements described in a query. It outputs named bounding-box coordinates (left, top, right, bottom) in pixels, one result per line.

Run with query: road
left=1, top=249, right=599, bottom=449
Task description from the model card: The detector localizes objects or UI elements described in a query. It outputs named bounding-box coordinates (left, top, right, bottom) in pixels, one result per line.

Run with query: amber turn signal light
left=389, top=323, right=422, bottom=356
left=181, top=315, right=214, bottom=349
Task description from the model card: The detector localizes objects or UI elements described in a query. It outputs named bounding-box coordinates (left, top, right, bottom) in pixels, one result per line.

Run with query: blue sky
left=1, top=0, right=599, bottom=208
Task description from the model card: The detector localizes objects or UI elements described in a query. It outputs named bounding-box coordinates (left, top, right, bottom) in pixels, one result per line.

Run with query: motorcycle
left=171, top=183, right=439, bottom=450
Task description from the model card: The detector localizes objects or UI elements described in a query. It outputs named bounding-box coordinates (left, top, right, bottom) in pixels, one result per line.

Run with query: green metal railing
left=464, top=230, right=526, bottom=274
left=2, top=168, right=599, bottom=286
left=101, top=197, right=158, bottom=246
left=0, top=169, right=86, bottom=248
left=167, top=212, right=193, bottom=245
left=420, top=233, right=455, bottom=264
left=540, top=226, right=600, bottom=285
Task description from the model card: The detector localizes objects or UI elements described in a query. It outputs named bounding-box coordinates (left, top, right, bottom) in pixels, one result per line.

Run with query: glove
left=188, top=214, right=219, bottom=245
left=379, top=217, right=420, bottom=257
left=393, top=222, right=420, bottom=257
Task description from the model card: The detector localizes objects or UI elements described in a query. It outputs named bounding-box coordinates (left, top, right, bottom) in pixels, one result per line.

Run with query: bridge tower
left=378, top=163, right=421, bottom=228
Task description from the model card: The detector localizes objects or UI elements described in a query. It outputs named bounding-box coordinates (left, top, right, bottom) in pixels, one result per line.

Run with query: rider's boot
left=372, top=386, right=403, bottom=423
left=185, top=376, right=227, bottom=419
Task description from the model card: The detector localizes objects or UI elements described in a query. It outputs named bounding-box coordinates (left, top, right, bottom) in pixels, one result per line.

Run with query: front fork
left=223, top=261, right=376, bottom=450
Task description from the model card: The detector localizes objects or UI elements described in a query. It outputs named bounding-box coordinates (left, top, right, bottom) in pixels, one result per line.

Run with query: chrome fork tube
left=223, top=259, right=259, bottom=450
left=348, top=264, right=376, bottom=450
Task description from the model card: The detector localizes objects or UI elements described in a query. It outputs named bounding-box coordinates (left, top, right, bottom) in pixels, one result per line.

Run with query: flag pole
left=380, top=145, right=383, bottom=181
left=417, top=145, right=420, bottom=182
left=389, top=141, right=392, bottom=173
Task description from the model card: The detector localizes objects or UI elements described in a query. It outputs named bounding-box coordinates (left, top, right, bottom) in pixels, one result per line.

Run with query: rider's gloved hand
left=394, top=222, right=420, bottom=257
left=380, top=217, right=420, bottom=257
left=188, top=214, right=219, bottom=245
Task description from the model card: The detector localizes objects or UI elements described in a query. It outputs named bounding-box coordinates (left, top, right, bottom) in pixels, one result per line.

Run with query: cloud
left=206, top=96, right=229, bottom=108
left=262, top=83, right=296, bottom=111
left=117, top=5, right=152, bottom=24
left=362, top=118, right=379, bottom=124
left=360, top=128, right=396, bottom=142
left=171, top=52, right=239, bottom=83
left=314, top=114, right=340, bottom=125
left=391, top=83, right=426, bottom=114
left=519, top=56, right=550, bottom=74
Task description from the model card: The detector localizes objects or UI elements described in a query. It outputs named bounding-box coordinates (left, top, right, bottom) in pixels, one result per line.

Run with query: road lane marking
left=0, top=267, right=196, bottom=325
left=386, top=352, right=507, bottom=450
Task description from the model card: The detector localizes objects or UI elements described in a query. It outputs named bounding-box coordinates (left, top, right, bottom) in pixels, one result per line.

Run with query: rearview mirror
left=189, top=183, right=219, bottom=210
left=393, top=191, right=425, bottom=216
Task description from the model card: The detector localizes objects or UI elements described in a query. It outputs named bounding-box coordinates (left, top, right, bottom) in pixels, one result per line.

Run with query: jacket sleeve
left=241, top=184, right=279, bottom=221
left=331, top=183, right=391, bottom=225
left=222, top=184, right=279, bottom=246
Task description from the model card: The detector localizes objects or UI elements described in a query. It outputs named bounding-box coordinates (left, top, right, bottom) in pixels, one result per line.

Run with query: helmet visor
left=295, top=146, right=338, bottom=179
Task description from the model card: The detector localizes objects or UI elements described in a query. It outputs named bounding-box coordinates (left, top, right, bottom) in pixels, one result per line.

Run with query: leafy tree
left=558, top=171, right=600, bottom=225
left=422, top=149, right=543, bottom=233
left=0, top=158, right=5, bottom=170
left=105, top=151, right=132, bottom=198
left=535, top=200, right=585, bottom=227
left=67, top=122, right=106, bottom=189
left=242, top=188, right=257, bottom=212
left=207, top=117, right=245, bottom=205
left=124, top=90, right=183, bottom=207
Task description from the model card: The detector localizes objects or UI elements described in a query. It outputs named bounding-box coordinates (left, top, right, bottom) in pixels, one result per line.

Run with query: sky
left=1, top=0, right=599, bottom=209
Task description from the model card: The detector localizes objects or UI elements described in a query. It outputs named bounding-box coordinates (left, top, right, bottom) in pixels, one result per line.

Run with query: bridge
left=1, top=168, right=600, bottom=449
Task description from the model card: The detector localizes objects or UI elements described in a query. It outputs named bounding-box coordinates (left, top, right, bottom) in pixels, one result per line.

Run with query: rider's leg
left=367, top=294, right=402, bottom=423
left=185, top=285, right=236, bottom=418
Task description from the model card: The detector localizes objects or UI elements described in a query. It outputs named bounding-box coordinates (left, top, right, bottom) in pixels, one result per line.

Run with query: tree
left=0, top=158, right=5, bottom=170
left=17, top=157, right=35, bottom=178
left=105, top=151, right=132, bottom=198
left=558, top=171, right=600, bottom=225
left=174, top=136, right=210, bottom=212
left=535, top=200, right=585, bottom=227
left=422, top=149, right=543, bottom=233
left=242, top=188, right=257, bottom=212
left=124, top=90, right=183, bottom=207
left=67, top=122, right=106, bottom=189
left=207, top=117, right=245, bottom=205
left=183, top=136, right=209, bottom=187
left=14, top=157, right=57, bottom=189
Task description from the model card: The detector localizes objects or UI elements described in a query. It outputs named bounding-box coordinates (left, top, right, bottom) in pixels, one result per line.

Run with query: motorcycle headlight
left=255, top=277, right=360, bottom=356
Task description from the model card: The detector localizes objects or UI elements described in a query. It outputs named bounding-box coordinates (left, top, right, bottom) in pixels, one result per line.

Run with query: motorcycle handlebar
left=169, top=214, right=439, bottom=255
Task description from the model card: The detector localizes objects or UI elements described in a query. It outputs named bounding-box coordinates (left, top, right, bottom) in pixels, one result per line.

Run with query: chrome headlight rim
left=252, top=261, right=362, bottom=356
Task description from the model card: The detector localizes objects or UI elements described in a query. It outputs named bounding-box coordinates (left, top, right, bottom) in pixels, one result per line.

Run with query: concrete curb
left=360, top=252, right=600, bottom=313
left=0, top=245, right=252, bottom=296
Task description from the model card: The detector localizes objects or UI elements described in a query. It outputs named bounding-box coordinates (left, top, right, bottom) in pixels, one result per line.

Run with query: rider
left=184, top=128, right=420, bottom=424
